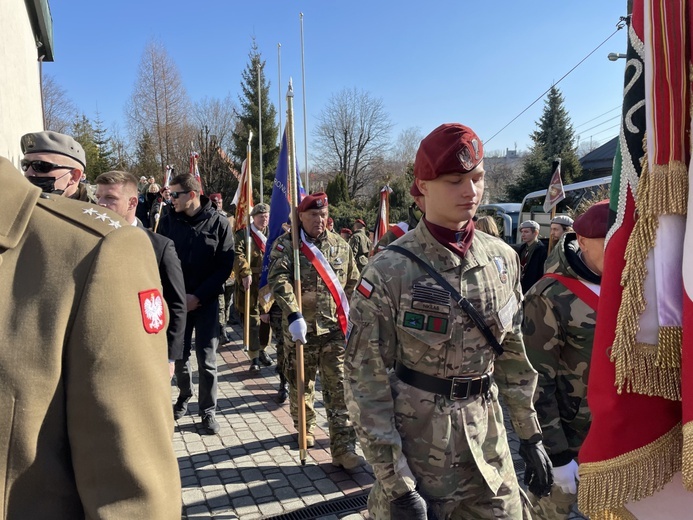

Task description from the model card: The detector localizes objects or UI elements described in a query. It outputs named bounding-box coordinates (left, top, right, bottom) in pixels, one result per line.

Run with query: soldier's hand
left=287, top=312, right=308, bottom=344
left=553, top=459, right=579, bottom=495
left=259, top=313, right=270, bottom=323
left=519, top=438, right=553, bottom=497
left=242, top=275, right=252, bottom=291
left=389, top=490, right=428, bottom=520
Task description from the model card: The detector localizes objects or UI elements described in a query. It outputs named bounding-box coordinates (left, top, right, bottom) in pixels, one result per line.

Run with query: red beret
left=573, top=200, right=610, bottom=239
left=410, top=181, right=422, bottom=197
left=340, top=228, right=353, bottom=236
left=298, top=192, right=329, bottom=213
left=355, top=218, right=366, bottom=227
left=209, top=193, right=222, bottom=202
left=327, top=217, right=334, bottom=224
left=414, top=123, right=484, bottom=180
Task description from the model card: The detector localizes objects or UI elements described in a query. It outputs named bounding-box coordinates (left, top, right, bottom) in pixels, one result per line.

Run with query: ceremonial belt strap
left=300, top=230, right=350, bottom=336
left=542, top=273, right=599, bottom=312
left=387, top=245, right=504, bottom=356
left=390, top=222, right=408, bottom=238
left=250, top=224, right=266, bottom=254
left=395, top=361, right=493, bottom=400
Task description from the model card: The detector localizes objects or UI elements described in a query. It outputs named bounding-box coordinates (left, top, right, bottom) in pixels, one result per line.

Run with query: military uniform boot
left=277, top=374, right=288, bottom=403
left=331, top=450, right=367, bottom=470
left=249, top=358, right=260, bottom=372
left=258, top=350, right=273, bottom=367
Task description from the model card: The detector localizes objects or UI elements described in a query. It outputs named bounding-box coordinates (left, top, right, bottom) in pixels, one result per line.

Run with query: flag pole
left=277, top=43, right=283, bottom=148
left=153, top=165, right=172, bottom=233
left=300, top=12, right=309, bottom=193
left=257, top=63, right=264, bottom=203
left=287, top=78, right=308, bottom=465
left=244, top=131, right=254, bottom=352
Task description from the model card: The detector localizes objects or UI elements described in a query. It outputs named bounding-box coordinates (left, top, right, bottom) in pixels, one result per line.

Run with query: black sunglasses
left=170, top=190, right=192, bottom=199
left=21, top=159, right=75, bottom=174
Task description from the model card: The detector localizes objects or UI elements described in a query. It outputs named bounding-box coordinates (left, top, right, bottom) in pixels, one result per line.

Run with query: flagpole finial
left=300, top=12, right=304, bottom=19
left=287, top=78, right=294, bottom=98
left=248, top=131, right=254, bottom=144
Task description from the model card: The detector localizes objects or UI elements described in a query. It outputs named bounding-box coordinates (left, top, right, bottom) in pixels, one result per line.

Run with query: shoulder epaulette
left=36, top=196, right=127, bottom=237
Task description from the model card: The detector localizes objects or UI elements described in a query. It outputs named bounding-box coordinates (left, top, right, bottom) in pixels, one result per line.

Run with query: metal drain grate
left=262, top=492, right=369, bottom=520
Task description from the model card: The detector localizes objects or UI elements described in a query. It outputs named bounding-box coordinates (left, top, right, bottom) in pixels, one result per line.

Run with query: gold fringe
left=586, top=507, right=638, bottom=520
left=610, top=156, right=688, bottom=400
left=683, top=422, right=693, bottom=491
left=578, top=424, right=681, bottom=518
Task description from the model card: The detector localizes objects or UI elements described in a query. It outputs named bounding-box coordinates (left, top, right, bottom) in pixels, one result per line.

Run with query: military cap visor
left=21, top=131, right=87, bottom=169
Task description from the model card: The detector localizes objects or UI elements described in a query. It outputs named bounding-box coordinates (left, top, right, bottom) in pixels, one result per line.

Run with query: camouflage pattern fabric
left=269, top=302, right=286, bottom=373
left=348, top=228, right=372, bottom=272
left=529, top=486, right=577, bottom=520
left=523, top=233, right=598, bottom=519
left=345, top=221, right=541, bottom=519
left=268, top=228, right=360, bottom=453
left=233, top=227, right=269, bottom=356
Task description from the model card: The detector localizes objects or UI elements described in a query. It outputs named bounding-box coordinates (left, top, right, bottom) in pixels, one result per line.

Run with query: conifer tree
left=505, top=87, right=582, bottom=201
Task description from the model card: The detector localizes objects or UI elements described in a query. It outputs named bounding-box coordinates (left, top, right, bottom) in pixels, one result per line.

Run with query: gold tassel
left=610, top=156, right=688, bottom=400
left=683, top=422, right=693, bottom=491
left=587, top=507, right=638, bottom=520
left=578, top=424, right=681, bottom=518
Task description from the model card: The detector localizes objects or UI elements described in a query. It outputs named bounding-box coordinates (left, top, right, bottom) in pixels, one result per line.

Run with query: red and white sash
left=251, top=224, right=267, bottom=254
left=543, top=273, right=600, bottom=311
left=390, top=222, right=409, bottom=239
left=300, top=229, right=350, bottom=335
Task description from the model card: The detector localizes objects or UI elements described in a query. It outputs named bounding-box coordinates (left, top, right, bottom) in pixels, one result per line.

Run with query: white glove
left=287, top=312, right=308, bottom=344
left=552, top=459, right=579, bottom=494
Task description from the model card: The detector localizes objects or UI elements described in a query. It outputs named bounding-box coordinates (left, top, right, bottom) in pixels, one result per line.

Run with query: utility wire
left=485, top=17, right=628, bottom=145
left=577, top=115, right=621, bottom=135
left=574, top=105, right=621, bottom=129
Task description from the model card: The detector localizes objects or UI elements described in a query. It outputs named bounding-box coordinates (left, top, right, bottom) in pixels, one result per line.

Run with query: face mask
left=26, top=171, right=71, bottom=195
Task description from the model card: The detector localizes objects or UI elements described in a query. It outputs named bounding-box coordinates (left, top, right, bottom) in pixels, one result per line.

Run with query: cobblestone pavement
left=174, top=322, right=584, bottom=519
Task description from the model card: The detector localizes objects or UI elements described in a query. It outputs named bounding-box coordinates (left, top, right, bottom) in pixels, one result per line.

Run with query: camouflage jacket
left=349, top=228, right=372, bottom=271
left=268, top=228, right=359, bottom=335
left=522, top=232, right=600, bottom=466
left=234, top=226, right=269, bottom=314
left=345, top=221, right=541, bottom=498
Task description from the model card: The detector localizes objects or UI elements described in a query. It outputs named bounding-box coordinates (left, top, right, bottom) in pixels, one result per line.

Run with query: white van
left=517, top=176, right=611, bottom=242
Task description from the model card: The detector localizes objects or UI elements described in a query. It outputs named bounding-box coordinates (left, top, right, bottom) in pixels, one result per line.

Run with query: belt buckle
left=450, top=377, right=472, bottom=400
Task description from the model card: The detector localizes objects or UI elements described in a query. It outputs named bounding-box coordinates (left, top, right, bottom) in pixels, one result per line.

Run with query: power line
left=485, top=17, right=628, bottom=145
left=573, top=105, right=621, bottom=129
left=576, top=115, right=621, bottom=135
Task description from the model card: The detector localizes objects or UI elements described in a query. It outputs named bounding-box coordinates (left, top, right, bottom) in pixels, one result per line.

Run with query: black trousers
left=175, top=299, right=219, bottom=415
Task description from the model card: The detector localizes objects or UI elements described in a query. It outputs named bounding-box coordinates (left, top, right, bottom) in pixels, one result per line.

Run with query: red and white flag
left=371, top=185, right=392, bottom=255
left=190, top=151, right=203, bottom=194
left=542, top=158, right=564, bottom=213
left=232, top=159, right=254, bottom=232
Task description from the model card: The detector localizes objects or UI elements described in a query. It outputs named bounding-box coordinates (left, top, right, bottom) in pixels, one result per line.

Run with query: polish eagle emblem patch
left=139, top=289, right=166, bottom=333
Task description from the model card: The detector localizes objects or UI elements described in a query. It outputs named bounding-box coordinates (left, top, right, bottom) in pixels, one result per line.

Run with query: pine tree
left=325, top=172, right=350, bottom=205
left=231, top=39, right=280, bottom=202
left=71, top=114, right=99, bottom=181
left=133, top=130, right=161, bottom=181
left=91, top=112, right=115, bottom=177
left=505, top=87, right=582, bottom=201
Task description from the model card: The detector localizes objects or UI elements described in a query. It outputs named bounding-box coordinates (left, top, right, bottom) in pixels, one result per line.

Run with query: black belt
left=394, top=362, right=492, bottom=400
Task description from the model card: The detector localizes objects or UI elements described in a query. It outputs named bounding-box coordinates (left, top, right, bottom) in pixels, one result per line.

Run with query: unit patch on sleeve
left=357, top=278, right=374, bottom=299
left=403, top=311, right=425, bottom=330
left=139, top=289, right=166, bottom=334
left=426, top=316, right=449, bottom=334
left=275, top=242, right=285, bottom=252
left=492, top=256, right=508, bottom=284
left=411, top=283, right=451, bottom=314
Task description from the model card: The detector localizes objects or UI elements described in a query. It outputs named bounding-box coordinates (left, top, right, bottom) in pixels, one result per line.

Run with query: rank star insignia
left=138, top=289, right=166, bottom=333
left=108, top=219, right=122, bottom=228
left=95, top=212, right=109, bottom=221
left=82, top=207, right=98, bottom=215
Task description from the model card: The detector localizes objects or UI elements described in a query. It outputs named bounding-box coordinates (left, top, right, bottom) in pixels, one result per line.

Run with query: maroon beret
left=340, top=228, right=353, bottom=236
left=573, top=200, right=610, bottom=239
left=355, top=218, right=366, bottom=227
left=327, top=217, right=334, bottom=224
left=298, top=192, right=329, bottom=213
left=414, top=123, right=484, bottom=181
left=209, top=193, right=222, bottom=202
left=410, top=181, right=422, bottom=197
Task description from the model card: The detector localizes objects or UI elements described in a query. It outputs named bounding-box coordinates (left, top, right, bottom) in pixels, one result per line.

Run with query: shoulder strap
left=542, top=273, right=599, bottom=311
left=386, top=244, right=504, bottom=356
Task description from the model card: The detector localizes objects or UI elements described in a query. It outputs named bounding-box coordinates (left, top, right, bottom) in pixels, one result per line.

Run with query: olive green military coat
left=0, top=158, right=181, bottom=519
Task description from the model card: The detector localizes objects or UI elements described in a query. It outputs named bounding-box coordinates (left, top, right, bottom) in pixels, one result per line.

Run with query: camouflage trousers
left=529, top=484, right=581, bottom=520
left=368, top=378, right=525, bottom=520
left=268, top=303, right=286, bottom=373
left=237, top=305, right=270, bottom=359
left=217, top=282, right=233, bottom=328
left=284, top=329, right=357, bottom=456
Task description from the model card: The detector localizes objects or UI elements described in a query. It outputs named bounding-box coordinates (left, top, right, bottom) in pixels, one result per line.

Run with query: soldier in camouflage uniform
left=234, top=203, right=273, bottom=371
left=268, top=192, right=366, bottom=469
left=345, top=123, right=553, bottom=520
left=349, top=219, right=372, bottom=272
left=523, top=201, right=607, bottom=520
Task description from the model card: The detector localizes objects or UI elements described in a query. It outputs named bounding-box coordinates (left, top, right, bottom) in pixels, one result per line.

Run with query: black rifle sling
left=386, top=244, right=504, bottom=356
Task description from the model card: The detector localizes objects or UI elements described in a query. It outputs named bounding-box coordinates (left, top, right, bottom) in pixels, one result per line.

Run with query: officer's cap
left=414, top=123, right=484, bottom=181
left=520, top=220, right=540, bottom=231
left=250, top=203, right=269, bottom=216
left=573, top=200, right=609, bottom=239
left=21, top=131, right=87, bottom=169
left=551, top=215, right=574, bottom=227
left=298, top=192, right=328, bottom=213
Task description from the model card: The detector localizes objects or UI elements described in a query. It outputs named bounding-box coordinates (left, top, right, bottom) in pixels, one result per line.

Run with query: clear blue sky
left=47, top=0, right=628, bottom=163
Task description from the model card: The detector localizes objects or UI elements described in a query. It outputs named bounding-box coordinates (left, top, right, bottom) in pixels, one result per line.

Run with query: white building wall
left=0, top=1, right=44, bottom=167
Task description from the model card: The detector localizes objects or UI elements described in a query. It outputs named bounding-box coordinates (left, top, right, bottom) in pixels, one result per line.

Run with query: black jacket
left=158, top=196, right=234, bottom=306
left=519, top=239, right=547, bottom=294
left=138, top=221, right=187, bottom=361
